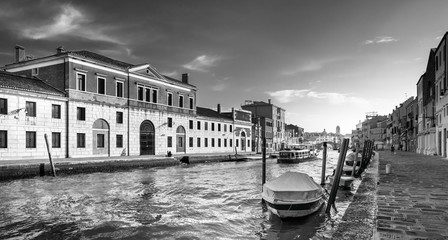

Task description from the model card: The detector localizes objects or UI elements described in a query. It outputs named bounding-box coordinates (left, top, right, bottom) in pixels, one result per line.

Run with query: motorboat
left=327, top=175, right=355, bottom=189
left=277, top=149, right=317, bottom=164
left=262, top=171, right=325, bottom=218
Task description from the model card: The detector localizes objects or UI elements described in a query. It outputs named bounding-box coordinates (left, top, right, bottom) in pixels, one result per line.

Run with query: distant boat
left=277, top=148, right=317, bottom=163
left=262, top=171, right=325, bottom=218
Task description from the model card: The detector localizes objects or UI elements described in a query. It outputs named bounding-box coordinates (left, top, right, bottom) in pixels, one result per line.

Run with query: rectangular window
left=31, top=68, right=39, bottom=76
left=77, top=133, right=86, bottom=148
left=52, top=104, right=61, bottom=119
left=52, top=132, right=61, bottom=148
left=189, top=97, right=194, bottom=110
left=0, top=130, right=7, bottom=148
left=218, top=138, right=221, bottom=147
left=230, top=139, right=233, bottom=147
left=218, top=123, right=221, bottom=131
left=152, top=89, right=158, bottom=103
left=97, top=77, right=106, bottom=94
left=145, top=88, right=151, bottom=102
left=179, top=95, right=184, bottom=108
left=26, top=131, right=36, bottom=148
left=116, top=81, right=124, bottom=97
left=167, top=92, right=173, bottom=106
left=26, top=101, right=36, bottom=117
left=212, top=138, right=215, bottom=147
left=167, top=136, right=172, bottom=147
left=205, top=138, right=208, bottom=147
left=189, top=137, right=193, bottom=147
left=248, top=140, right=250, bottom=147
left=77, top=107, right=86, bottom=121
left=205, top=122, right=208, bottom=130
left=76, top=73, right=86, bottom=91
left=116, top=111, right=123, bottom=124
left=212, top=123, right=215, bottom=131
left=197, top=121, right=201, bottom=130
left=138, top=86, right=144, bottom=101
left=230, top=125, right=233, bottom=132
left=224, top=124, right=227, bottom=132
left=97, top=134, right=105, bottom=148
left=0, top=98, right=7, bottom=114
left=197, top=137, right=201, bottom=147
left=116, top=134, right=123, bottom=148
left=168, top=117, right=173, bottom=127
left=224, top=139, right=227, bottom=147
left=236, top=139, right=239, bottom=147
left=189, top=120, right=193, bottom=129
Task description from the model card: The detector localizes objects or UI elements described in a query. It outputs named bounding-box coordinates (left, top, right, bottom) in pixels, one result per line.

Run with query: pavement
left=374, top=151, right=448, bottom=240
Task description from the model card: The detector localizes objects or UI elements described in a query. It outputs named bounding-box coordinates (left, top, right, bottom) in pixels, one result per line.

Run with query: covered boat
left=262, top=171, right=325, bottom=218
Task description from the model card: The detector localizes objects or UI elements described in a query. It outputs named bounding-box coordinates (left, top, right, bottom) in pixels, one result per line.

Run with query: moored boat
left=262, top=171, right=325, bottom=218
left=277, top=148, right=316, bottom=163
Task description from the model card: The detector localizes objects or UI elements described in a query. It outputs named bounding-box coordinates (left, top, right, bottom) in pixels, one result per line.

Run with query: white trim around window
left=179, top=95, right=184, bottom=108
left=167, top=92, right=173, bottom=106
left=116, top=81, right=124, bottom=98
left=76, top=72, right=86, bottom=91
left=97, top=76, right=106, bottom=95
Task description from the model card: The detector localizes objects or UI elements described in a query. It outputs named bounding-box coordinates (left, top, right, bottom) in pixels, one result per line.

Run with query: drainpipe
left=127, top=69, right=130, bottom=156
left=64, top=57, right=69, bottom=158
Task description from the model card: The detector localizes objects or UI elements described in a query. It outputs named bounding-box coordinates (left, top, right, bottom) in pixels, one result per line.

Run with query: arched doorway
left=140, top=120, right=155, bottom=155
left=93, top=119, right=110, bottom=156
left=241, top=131, right=246, bottom=151
left=176, top=126, right=186, bottom=153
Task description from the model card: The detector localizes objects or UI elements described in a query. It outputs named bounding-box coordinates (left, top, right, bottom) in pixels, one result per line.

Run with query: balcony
left=129, top=99, right=195, bottom=115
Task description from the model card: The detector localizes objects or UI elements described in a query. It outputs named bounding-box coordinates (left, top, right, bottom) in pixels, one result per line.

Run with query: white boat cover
left=263, top=172, right=323, bottom=204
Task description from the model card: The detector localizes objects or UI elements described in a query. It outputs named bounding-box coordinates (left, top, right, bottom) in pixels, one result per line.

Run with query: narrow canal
left=0, top=150, right=360, bottom=239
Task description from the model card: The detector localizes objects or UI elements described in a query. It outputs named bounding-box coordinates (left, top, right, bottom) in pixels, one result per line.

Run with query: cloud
left=363, top=36, right=398, bottom=45
left=281, top=58, right=344, bottom=76
left=160, top=70, right=179, bottom=78
left=20, top=4, right=123, bottom=44
left=266, top=89, right=370, bottom=106
left=183, top=55, right=221, bottom=72
left=211, top=77, right=230, bottom=92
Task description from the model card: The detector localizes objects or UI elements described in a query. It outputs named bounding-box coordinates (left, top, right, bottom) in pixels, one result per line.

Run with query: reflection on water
left=0, top=151, right=359, bottom=239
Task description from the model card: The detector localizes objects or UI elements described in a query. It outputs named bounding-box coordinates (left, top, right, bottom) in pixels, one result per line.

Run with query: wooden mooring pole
left=325, top=138, right=349, bottom=214
left=44, top=134, right=57, bottom=177
left=321, top=142, right=327, bottom=186
left=262, top=135, right=266, bottom=189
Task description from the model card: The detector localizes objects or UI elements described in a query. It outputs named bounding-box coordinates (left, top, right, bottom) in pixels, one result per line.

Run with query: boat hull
left=264, top=198, right=324, bottom=218
left=277, top=156, right=316, bottom=163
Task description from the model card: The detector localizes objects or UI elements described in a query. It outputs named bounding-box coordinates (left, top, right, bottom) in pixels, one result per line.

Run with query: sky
left=1, top=0, right=447, bottom=134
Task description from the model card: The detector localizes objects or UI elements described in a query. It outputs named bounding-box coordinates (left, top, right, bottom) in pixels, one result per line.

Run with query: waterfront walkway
left=375, top=151, right=448, bottom=240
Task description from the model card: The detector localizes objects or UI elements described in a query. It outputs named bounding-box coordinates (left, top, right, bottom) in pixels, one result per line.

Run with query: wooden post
left=325, top=138, right=349, bottom=214
left=321, top=142, right=327, bottom=185
left=351, top=145, right=359, bottom=177
left=44, top=134, right=57, bottom=177
left=262, top=136, right=266, bottom=189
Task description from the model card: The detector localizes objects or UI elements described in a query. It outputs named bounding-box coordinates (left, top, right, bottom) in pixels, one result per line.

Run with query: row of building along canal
left=0, top=150, right=363, bottom=239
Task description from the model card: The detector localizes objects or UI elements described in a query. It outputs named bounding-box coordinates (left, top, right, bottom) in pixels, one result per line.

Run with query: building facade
left=241, top=99, right=286, bottom=151
left=1, top=46, right=252, bottom=160
left=434, top=33, right=448, bottom=157
left=417, top=49, right=436, bottom=155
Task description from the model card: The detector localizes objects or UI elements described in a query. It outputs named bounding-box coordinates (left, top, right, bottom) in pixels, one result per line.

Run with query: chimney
left=15, top=45, right=25, bottom=63
left=182, top=73, right=189, bottom=84
left=268, top=99, right=271, bottom=104
left=217, top=104, right=221, bottom=113
left=56, top=46, right=66, bottom=54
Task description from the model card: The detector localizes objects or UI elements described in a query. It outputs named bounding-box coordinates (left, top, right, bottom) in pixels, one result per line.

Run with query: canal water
left=0, top=150, right=360, bottom=240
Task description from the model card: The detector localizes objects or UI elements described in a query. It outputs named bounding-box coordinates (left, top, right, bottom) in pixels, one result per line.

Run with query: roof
left=5, top=48, right=196, bottom=89
left=67, top=50, right=134, bottom=69
left=196, top=106, right=233, bottom=120
left=0, top=71, right=65, bottom=96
